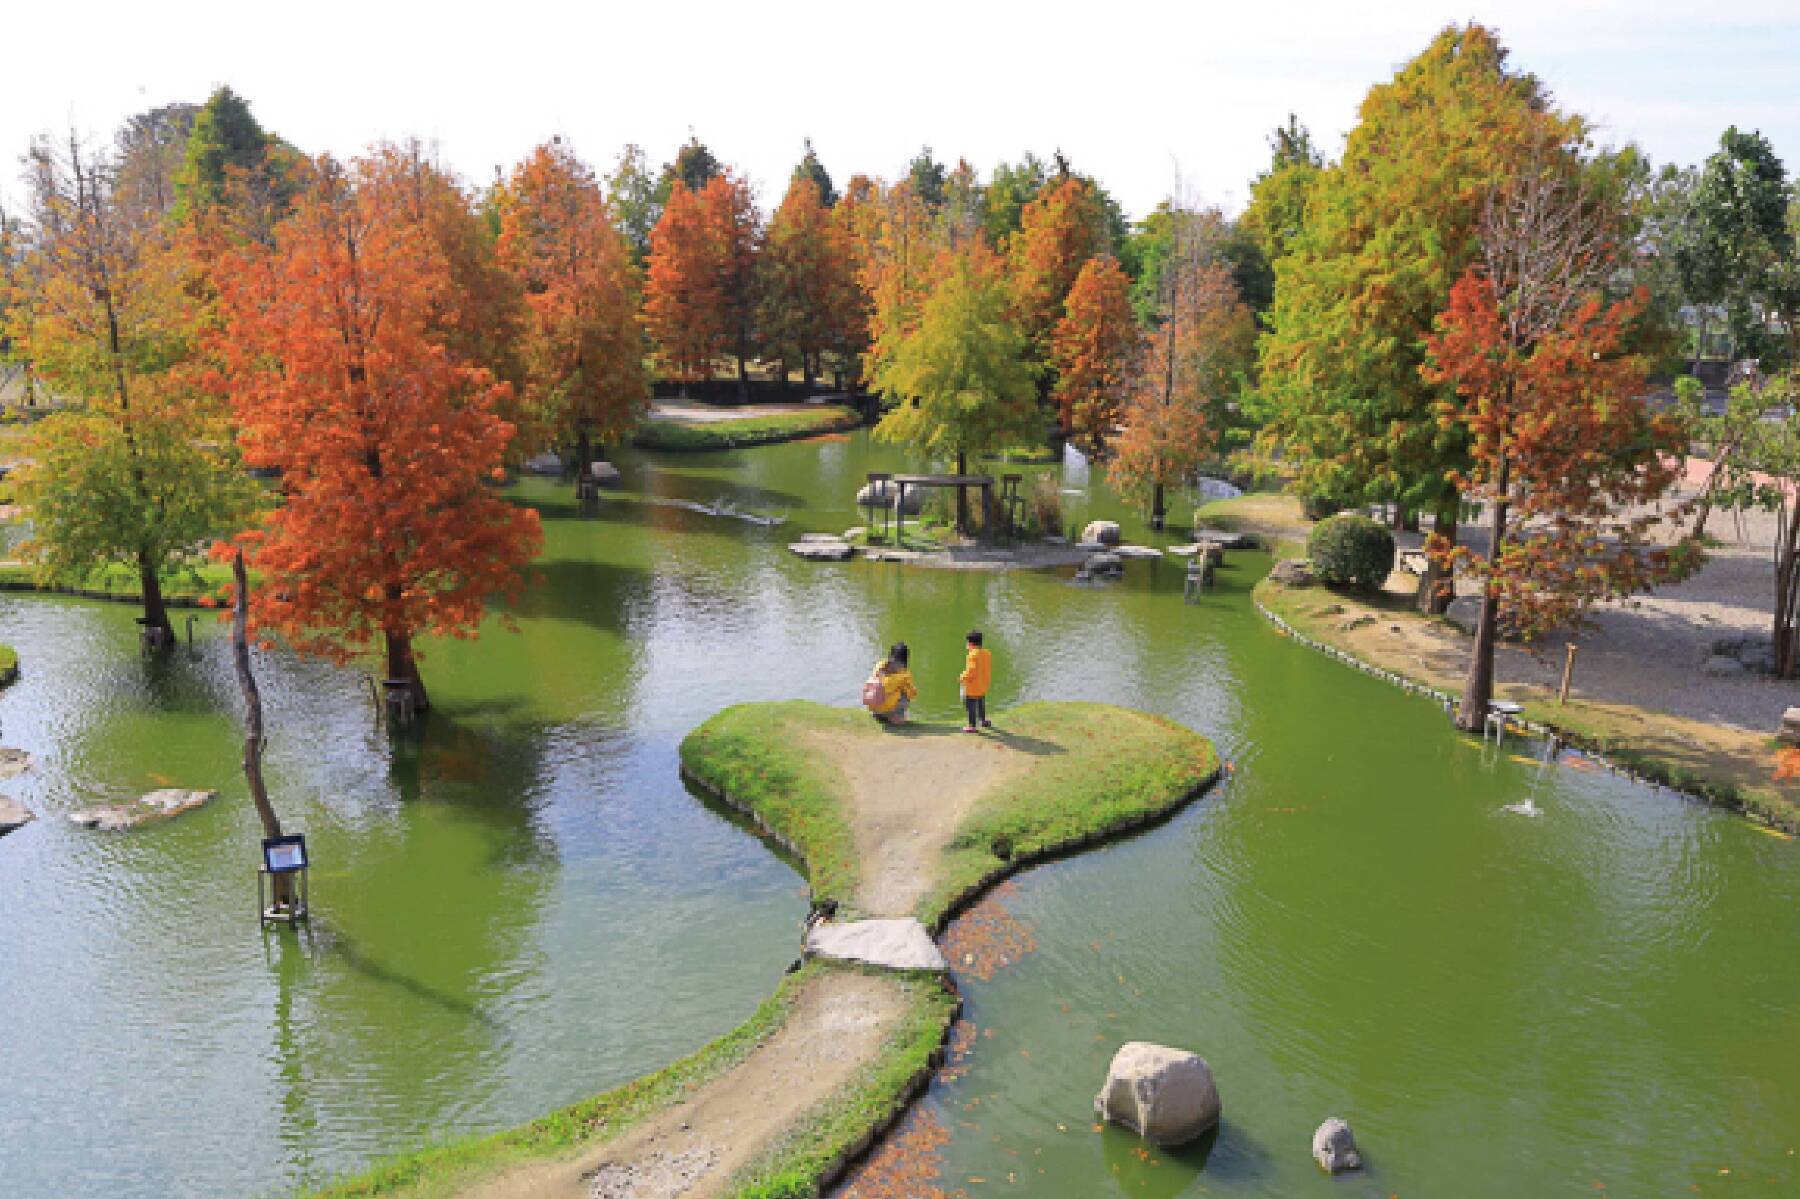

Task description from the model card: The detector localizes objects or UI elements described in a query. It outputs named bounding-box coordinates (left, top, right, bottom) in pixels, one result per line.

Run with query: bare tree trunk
left=1774, top=496, right=1800, bottom=678
left=385, top=628, right=430, bottom=713
left=955, top=450, right=970, bottom=536
left=574, top=425, right=592, bottom=490
left=1457, top=462, right=1510, bottom=733
left=231, top=550, right=291, bottom=906
left=1152, top=481, right=1167, bottom=531
left=138, top=549, right=173, bottom=644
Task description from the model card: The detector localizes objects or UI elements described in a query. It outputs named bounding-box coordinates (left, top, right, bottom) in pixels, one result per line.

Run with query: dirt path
left=807, top=726, right=1024, bottom=917
left=458, top=970, right=906, bottom=1199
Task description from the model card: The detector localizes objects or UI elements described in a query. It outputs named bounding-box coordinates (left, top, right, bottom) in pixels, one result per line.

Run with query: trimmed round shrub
left=1307, top=513, right=1395, bottom=593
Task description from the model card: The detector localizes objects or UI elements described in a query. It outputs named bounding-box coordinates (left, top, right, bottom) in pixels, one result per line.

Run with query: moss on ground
left=633, top=405, right=860, bottom=452
left=679, top=700, right=1220, bottom=927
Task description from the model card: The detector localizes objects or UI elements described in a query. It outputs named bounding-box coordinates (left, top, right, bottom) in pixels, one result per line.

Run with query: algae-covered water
left=0, top=432, right=1795, bottom=1198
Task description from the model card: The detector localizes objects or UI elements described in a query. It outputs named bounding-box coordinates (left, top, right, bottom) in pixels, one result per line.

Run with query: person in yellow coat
left=959, top=629, right=993, bottom=732
left=866, top=642, right=918, bottom=724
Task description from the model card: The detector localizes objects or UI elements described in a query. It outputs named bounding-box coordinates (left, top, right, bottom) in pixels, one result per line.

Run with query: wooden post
left=1557, top=642, right=1578, bottom=706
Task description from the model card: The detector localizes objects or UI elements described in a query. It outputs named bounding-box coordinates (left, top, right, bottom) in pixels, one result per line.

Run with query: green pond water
left=0, top=432, right=1796, bottom=1199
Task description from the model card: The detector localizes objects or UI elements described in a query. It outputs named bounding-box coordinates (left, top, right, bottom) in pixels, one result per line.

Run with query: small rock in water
left=1702, top=653, right=1745, bottom=678
left=1081, top=520, right=1122, bottom=546
left=1094, top=1042, right=1220, bottom=1147
left=0, top=748, right=32, bottom=780
left=0, top=793, right=34, bottom=838
left=1312, top=1116, right=1362, bottom=1173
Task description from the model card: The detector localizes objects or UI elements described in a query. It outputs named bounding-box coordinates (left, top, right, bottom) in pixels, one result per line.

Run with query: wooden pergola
left=889, top=473, right=997, bottom=544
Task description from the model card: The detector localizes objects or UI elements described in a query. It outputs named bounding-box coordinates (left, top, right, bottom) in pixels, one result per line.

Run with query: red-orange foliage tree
left=1050, top=255, right=1137, bottom=459
left=643, top=180, right=720, bottom=392
left=499, top=139, right=648, bottom=475
left=699, top=171, right=761, bottom=400
left=760, top=176, right=859, bottom=389
left=1009, top=175, right=1108, bottom=412
left=213, top=156, right=542, bottom=712
left=1108, top=250, right=1254, bottom=529
left=1424, top=159, right=1696, bottom=730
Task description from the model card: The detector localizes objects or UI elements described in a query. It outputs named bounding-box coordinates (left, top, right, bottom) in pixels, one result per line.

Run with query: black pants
left=964, top=695, right=987, bottom=725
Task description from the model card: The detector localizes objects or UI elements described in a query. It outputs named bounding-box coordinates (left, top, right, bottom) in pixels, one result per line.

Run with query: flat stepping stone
left=68, top=788, right=215, bottom=832
left=1114, top=545, right=1164, bottom=559
left=0, top=794, right=33, bottom=838
left=805, top=918, right=946, bottom=972
left=1193, top=529, right=1253, bottom=549
left=789, top=540, right=854, bottom=561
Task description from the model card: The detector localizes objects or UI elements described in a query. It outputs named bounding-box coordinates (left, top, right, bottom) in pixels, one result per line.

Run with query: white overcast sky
left=4, top=0, right=1797, bottom=220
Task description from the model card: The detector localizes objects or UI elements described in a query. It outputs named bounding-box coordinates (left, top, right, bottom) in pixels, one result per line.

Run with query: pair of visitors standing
left=860, top=632, right=994, bottom=731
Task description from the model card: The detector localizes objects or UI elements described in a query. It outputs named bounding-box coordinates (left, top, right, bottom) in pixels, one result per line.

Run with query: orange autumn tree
left=1009, top=174, right=1108, bottom=416
left=214, top=155, right=542, bottom=712
left=699, top=171, right=762, bottom=400
left=760, top=176, right=858, bottom=389
left=1423, top=154, right=1697, bottom=731
left=1109, top=231, right=1255, bottom=529
left=1050, top=255, right=1137, bottom=458
left=852, top=178, right=946, bottom=383
left=499, top=139, right=648, bottom=476
left=644, top=179, right=723, bottom=392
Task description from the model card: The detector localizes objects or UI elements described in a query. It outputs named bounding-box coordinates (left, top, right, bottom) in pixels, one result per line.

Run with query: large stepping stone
left=790, top=539, right=854, bottom=561
left=804, top=918, right=946, bottom=972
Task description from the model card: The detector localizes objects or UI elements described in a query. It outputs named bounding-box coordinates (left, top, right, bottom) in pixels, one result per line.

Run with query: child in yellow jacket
left=960, top=629, right=993, bottom=732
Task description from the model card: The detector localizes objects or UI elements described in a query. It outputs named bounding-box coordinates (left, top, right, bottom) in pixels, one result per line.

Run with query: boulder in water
left=1312, top=1117, right=1362, bottom=1173
left=1082, top=520, right=1122, bottom=546
left=523, top=452, right=563, bottom=476
left=1094, top=1042, right=1220, bottom=1147
left=855, top=480, right=924, bottom=515
left=588, top=460, right=622, bottom=488
left=0, top=793, right=33, bottom=838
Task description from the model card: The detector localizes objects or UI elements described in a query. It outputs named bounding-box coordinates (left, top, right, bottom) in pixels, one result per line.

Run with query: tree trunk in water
left=138, top=551, right=173, bottom=646
left=1418, top=494, right=1458, bottom=616
left=955, top=451, right=970, bottom=536
left=231, top=550, right=291, bottom=906
left=1456, top=469, right=1509, bottom=732
left=803, top=353, right=816, bottom=391
left=1151, top=482, right=1166, bottom=531
left=385, top=629, right=430, bottom=713
left=736, top=346, right=750, bottom=405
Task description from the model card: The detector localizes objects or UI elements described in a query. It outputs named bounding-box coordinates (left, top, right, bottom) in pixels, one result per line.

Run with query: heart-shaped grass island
left=309, top=701, right=1218, bottom=1199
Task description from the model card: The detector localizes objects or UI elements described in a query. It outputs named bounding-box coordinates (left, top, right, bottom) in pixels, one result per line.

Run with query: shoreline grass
left=1255, top=574, right=1800, bottom=834
left=633, top=405, right=861, bottom=452
left=0, top=559, right=233, bottom=607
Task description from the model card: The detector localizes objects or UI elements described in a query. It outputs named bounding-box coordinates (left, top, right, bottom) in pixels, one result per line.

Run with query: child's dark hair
left=966, top=629, right=983, bottom=647
left=889, top=641, right=910, bottom=668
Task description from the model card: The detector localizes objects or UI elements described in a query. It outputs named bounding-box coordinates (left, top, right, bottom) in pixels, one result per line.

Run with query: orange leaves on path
left=213, top=155, right=541, bottom=710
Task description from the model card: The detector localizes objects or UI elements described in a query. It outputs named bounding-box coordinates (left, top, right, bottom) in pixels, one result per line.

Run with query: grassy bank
left=299, top=962, right=953, bottom=1199
left=634, top=405, right=860, bottom=452
left=1255, top=575, right=1800, bottom=833
left=679, top=700, right=1220, bottom=926
left=0, top=559, right=233, bottom=607
left=0, top=641, right=16, bottom=686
